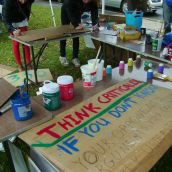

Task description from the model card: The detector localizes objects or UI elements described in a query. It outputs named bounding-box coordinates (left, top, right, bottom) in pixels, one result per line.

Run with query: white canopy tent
left=101, top=0, right=105, bottom=14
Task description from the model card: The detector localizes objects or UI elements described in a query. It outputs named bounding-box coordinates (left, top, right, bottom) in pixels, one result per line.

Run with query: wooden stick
left=93, top=46, right=101, bottom=70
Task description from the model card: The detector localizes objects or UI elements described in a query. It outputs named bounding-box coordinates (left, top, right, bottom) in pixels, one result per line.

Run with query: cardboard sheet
left=4, top=68, right=53, bottom=87
left=19, top=79, right=172, bottom=172
left=0, top=64, right=16, bottom=78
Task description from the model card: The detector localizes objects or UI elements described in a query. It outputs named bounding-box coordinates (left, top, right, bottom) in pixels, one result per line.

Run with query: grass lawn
left=0, top=4, right=172, bottom=172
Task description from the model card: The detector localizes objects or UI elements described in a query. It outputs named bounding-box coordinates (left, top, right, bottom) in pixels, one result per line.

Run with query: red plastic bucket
left=57, top=75, right=74, bottom=101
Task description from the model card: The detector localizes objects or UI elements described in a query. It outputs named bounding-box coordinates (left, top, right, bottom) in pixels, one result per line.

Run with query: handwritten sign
left=19, top=79, right=172, bottom=172
left=4, top=69, right=53, bottom=87
left=0, top=64, right=16, bottom=78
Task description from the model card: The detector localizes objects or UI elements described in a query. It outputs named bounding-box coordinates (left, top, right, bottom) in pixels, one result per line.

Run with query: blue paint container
left=106, top=65, right=112, bottom=75
left=147, top=69, right=154, bottom=80
left=10, top=91, right=32, bottom=121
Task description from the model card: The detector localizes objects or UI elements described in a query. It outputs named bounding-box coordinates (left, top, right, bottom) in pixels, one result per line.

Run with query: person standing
left=163, top=0, right=172, bottom=34
left=127, top=0, right=147, bottom=11
left=2, top=0, right=34, bottom=71
left=59, top=0, right=99, bottom=67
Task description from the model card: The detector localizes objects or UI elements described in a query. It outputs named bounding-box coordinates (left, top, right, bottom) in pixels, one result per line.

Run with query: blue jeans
left=163, top=1, right=172, bottom=33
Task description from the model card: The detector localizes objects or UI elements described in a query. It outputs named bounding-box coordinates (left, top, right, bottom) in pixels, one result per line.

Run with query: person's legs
left=12, top=40, right=23, bottom=68
left=60, top=5, right=70, bottom=66
left=20, top=26, right=31, bottom=66
left=72, top=37, right=80, bottom=67
left=163, top=2, right=172, bottom=34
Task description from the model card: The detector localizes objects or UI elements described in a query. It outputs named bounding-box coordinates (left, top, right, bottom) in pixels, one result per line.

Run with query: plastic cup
left=80, top=64, right=96, bottom=87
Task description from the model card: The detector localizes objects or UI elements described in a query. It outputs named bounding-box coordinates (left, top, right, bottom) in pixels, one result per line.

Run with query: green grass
left=0, top=4, right=172, bottom=172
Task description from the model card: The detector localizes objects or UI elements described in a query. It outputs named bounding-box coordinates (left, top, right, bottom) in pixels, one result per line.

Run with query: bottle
left=157, top=63, right=164, bottom=74
left=103, top=68, right=106, bottom=77
left=119, top=61, right=125, bottom=70
left=106, top=65, right=112, bottom=75
left=147, top=69, right=154, bottom=80
left=128, top=58, right=133, bottom=67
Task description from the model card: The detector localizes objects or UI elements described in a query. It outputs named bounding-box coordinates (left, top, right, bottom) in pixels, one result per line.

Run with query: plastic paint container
left=157, top=63, right=164, bottom=74
left=57, top=75, right=74, bottom=101
left=106, top=65, right=112, bottom=75
left=80, top=64, right=96, bottom=88
left=119, top=61, right=125, bottom=70
left=144, top=61, right=152, bottom=68
left=128, top=58, right=133, bottom=67
left=103, top=68, right=106, bottom=77
left=42, top=80, right=60, bottom=111
left=147, top=69, right=154, bottom=80
left=152, top=37, right=163, bottom=52
left=136, top=55, right=141, bottom=64
left=88, top=59, right=104, bottom=81
left=10, top=91, right=32, bottom=121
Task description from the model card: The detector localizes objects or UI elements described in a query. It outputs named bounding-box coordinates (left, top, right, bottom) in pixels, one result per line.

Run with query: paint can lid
left=120, top=61, right=124, bottom=64
left=57, top=75, right=73, bottom=85
left=128, top=58, right=133, bottom=61
left=159, top=63, right=164, bottom=67
left=148, top=69, right=153, bottom=73
left=106, top=65, right=112, bottom=68
left=42, top=80, right=59, bottom=93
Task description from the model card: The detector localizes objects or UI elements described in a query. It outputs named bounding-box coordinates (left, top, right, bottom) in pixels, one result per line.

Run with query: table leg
left=31, top=46, right=38, bottom=85
left=36, top=43, right=48, bottom=69
left=101, top=42, right=107, bottom=66
left=22, top=45, right=29, bottom=93
left=2, top=141, right=15, bottom=172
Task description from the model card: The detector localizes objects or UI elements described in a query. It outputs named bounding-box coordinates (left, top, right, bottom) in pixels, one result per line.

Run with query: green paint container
left=42, top=80, right=60, bottom=111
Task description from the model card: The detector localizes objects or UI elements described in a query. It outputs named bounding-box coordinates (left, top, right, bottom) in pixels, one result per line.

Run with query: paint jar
left=128, top=58, right=133, bottom=67
left=136, top=55, right=141, bottom=64
left=80, top=64, right=96, bottom=88
left=147, top=69, right=154, bottom=80
left=57, top=75, right=74, bottom=101
left=157, top=63, right=164, bottom=74
left=88, top=59, right=104, bottom=81
left=42, top=80, right=60, bottom=111
left=119, top=61, right=125, bottom=70
left=103, top=68, right=106, bottom=77
left=106, top=65, right=112, bottom=75
left=144, top=61, right=152, bottom=68
left=10, top=90, right=32, bottom=121
left=152, top=37, right=163, bottom=51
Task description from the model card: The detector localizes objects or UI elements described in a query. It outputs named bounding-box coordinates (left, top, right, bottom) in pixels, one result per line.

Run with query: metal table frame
left=9, top=32, right=90, bottom=91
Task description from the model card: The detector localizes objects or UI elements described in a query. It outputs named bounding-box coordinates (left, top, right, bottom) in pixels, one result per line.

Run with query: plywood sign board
left=16, top=26, right=89, bottom=42
left=0, top=64, right=17, bottom=78
left=4, top=68, right=53, bottom=87
left=0, top=78, right=17, bottom=108
left=19, top=79, right=172, bottom=172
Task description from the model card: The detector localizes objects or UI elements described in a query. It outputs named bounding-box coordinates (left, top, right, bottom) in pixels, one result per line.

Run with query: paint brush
left=0, top=104, right=11, bottom=116
left=93, top=46, right=101, bottom=70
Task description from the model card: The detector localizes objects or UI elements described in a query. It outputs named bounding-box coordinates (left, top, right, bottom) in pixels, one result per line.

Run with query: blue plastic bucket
left=125, top=11, right=143, bottom=30
left=10, top=91, right=32, bottom=121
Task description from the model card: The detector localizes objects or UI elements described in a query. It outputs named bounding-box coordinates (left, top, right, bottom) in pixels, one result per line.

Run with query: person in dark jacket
left=163, top=0, right=172, bottom=34
left=2, top=0, right=34, bottom=71
left=59, top=0, right=99, bottom=67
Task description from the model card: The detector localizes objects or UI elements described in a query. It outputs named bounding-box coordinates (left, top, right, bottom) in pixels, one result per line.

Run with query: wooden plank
left=15, top=26, right=89, bottom=42
left=0, top=78, right=17, bottom=108
left=0, top=99, right=52, bottom=142
left=19, top=79, right=172, bottom=172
